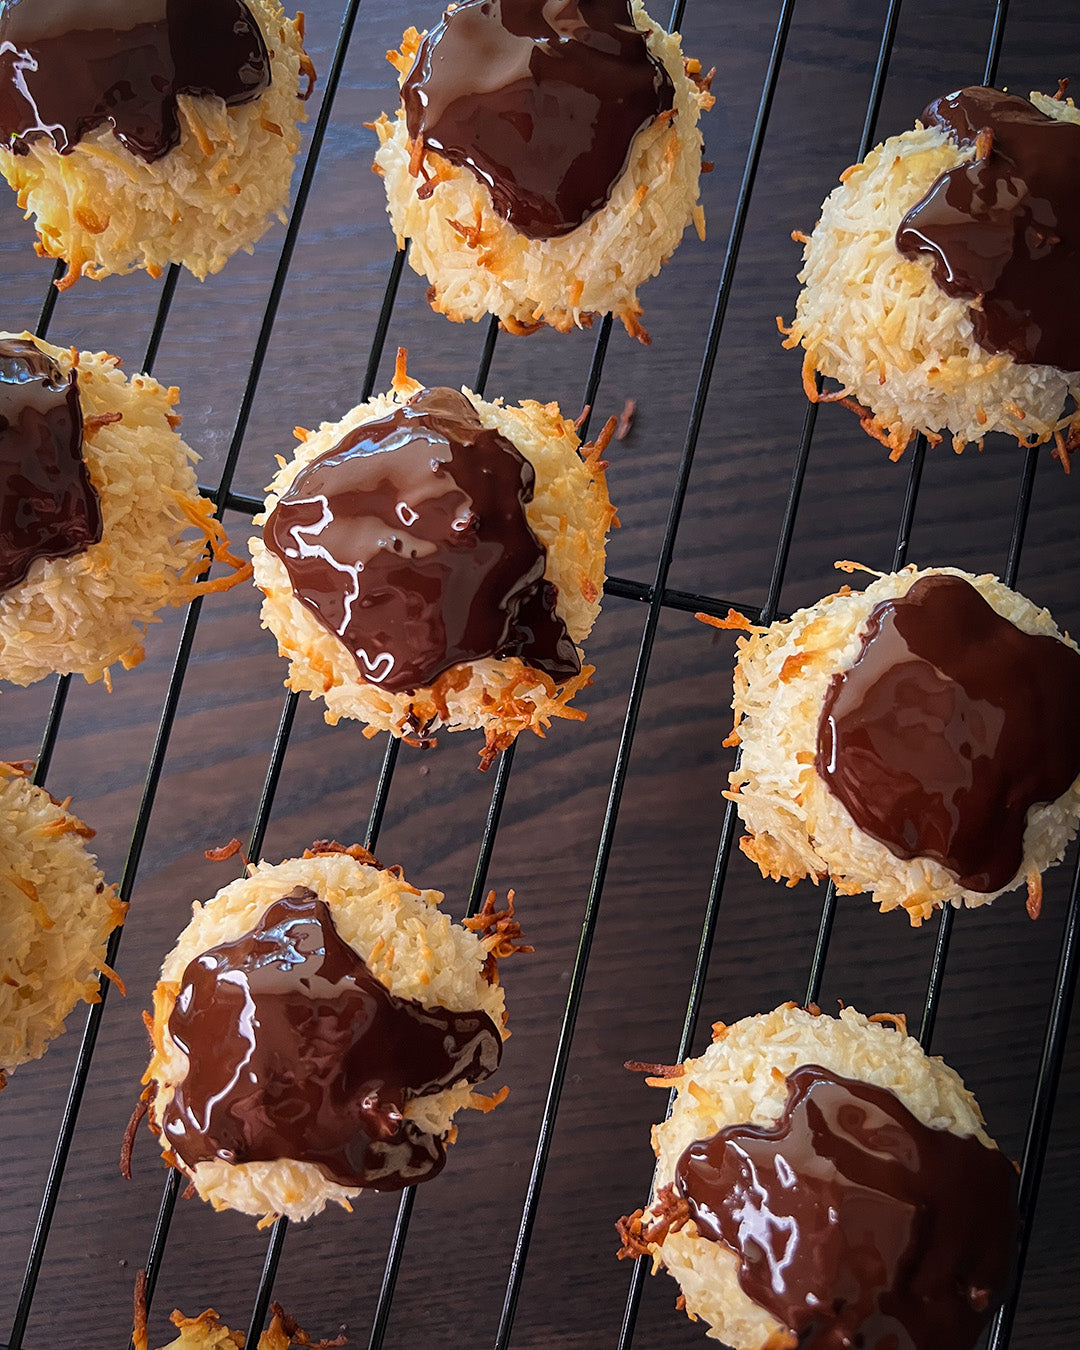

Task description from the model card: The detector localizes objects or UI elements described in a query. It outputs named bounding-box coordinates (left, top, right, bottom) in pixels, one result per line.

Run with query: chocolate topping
left=263, top=386, right=580, bottom=694
left=816, top=575, right=1080, bottom=893
left=676, top=1064, right=1019, bottom=1350
left=0, top=0, right=270, bottom=162
left=401, top=0, right=676, bottom=239
left=161, top=887, right=503, bottom=1191
left=0, top=336, right=100, bottom=595
left=896, top=86, right=1080, bottom=370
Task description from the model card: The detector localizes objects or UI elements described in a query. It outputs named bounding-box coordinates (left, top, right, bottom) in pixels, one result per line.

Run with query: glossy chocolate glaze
left=263, top=386, right=580, bottom=695
left=401, top=0, right=675, bottom=239
left=161, top=887, right=503, bottom=1191
left=0, top=0, right=269, bottom=162
left=815, top=575, right=1080, bottom=892
left=896, top=86, right=1080, bottom=370
left=676, top=1064, right=1019, bottom=1350
left=0, top=337, right=100, bottom=595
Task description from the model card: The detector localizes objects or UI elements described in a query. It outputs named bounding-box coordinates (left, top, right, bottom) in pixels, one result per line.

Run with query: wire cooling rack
left=1, top=1, right=1078, bottom=1346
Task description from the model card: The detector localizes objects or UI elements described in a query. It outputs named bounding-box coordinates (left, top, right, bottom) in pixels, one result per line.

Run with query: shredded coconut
left=372, top=1, right=711, bottom=341
left=145, top=848, right=509, bottom=1223
left=0, top=762, right=124, bottom=1081
left=633, top=1004, right=998, bottom=1348
left=784, top=93, right=1080, bottom=456
left=250, top=374, right=615, bottom=765
left=0, top=0, right=311, bottom=286
left=0, top=333, right=248, bottom=687
left=727, top=565, right=1080, bottom=923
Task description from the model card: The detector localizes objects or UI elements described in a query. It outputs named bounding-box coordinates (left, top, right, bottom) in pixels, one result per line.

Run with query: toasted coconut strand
left=171, top=492, right=253, bottom=596
left=144, top=849, right=507, bottom=1222
left=728, top=565, right=1080, bottom=922
left=374, top=0, right=708, bottom=338
left=251, top=383, right=612, bottom=752
left=463, top=890, right=533, bottom=984
left=133, top=1271, right=150, bottom=1350
left=122, top=1084, right=155, bottom=1180
left=1026, top=871, right=1044, bottom=920
left=1, top=767, right=123, bottom=1076
left=786, top=96, right=1080, bottom=455
left=696, top=608, right=764, bottom=634
left=390, top=346, right=422, bottom=398
left=0, top=335, right=237, bottom=687
left=635, top=1004, right=998, bottom=1347
left=626, top=1060, right=685, bottom=1079
left=205, top=838, right=245, bottom=863
left=466, top=1083, right=511, bottom=1115
left=152, top=1303, right=346, bottom=1350
left=259, top=1303, right=348, bottom=1350
left=1, top=0, right=310, bottom=284
left=616, top=398, right=637, bottom=440
left=150, top=1308, right=244, bottom=1350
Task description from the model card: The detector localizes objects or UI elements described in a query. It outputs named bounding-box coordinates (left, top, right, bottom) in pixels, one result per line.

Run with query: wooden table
left=1, top=1, right=1077, bottom=1346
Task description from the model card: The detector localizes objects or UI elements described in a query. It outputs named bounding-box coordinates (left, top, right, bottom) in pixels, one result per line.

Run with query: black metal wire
left=496, top=2, right=802, bottom=1343
left=5, top=0, right=1076, bottom=1347
left=244, top=1217, right=291, bottom=1348
left=988, top=851, right=1080, bottom=1347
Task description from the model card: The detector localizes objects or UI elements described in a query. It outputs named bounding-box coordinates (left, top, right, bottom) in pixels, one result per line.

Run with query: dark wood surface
left=1, top=1, right=1078, bottom=1346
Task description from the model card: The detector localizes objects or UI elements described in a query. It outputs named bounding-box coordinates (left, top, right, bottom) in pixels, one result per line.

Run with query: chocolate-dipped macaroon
left=716, top=564, right=1080, bottom=923
left=783, top=85, right=1080, bottom=459
left=0, top=332, right=246, bottom=687
left=250, top=357, right=615, bottom=767
left=0, top=761, right=124, bottom=1084
left=372, top=0, right=712, bottom=341
left=618, top=1004, right=1020, bottom=1350
left=0, top=0, right=314, bottom=286
left=141, top=844, right=518, bottom=1222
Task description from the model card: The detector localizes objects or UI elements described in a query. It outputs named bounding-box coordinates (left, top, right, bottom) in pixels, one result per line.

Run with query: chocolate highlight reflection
left=263, top=385, right=580, bottom=695
left=676, top=1064, right=1019, bottom=1350
left=816, top=574, right=1080, bottom=893
left=897, top=86, right=1080, bottom=371
left=0, top=336, right=100, bottom=595
left=0, top=0, right=270, bottom=162
left=401, top=0, right=675, bottom=238
left=162, top=887, right=503, bottom=1190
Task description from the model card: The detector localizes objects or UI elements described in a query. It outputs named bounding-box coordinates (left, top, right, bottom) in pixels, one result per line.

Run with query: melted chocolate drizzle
left=401, top=0, right=675, bottom=239
left=0, top=336, right=100, bottom=595
left=263, top=386, right=580, bottom=695
left=0, top=0, right=270, bottom=162
left=162, top=887, right=503, bottom=1191
left=676, top=1064, right=1019, bottom=1350
left=896, top=86, right=1080, bottom=370
left=815, top=575, right=1080, bottom=893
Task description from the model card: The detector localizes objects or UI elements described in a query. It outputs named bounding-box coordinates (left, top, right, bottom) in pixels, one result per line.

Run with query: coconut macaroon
left=140, top=1302, right=344, bottom=1350
left=0, top=762, right=125, bottom=1086
left=0, top=332, right=249, bottom=687
left=783, top=87, right=1080, bottom=458
left=715, top=564, right=1080, bottom=924
left=140, top=844, right=522, bottom=1223
left=0, top=0, right=314, bottom=287
left=618, top=1004, right=1019, bottom=1349
left=372, top=0, right=712, bottom=342
left=250, top=355, right=615, bottom=767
